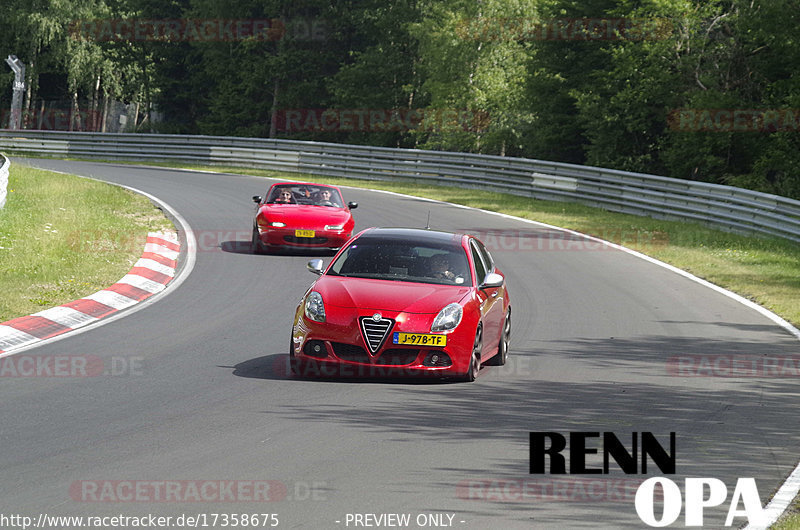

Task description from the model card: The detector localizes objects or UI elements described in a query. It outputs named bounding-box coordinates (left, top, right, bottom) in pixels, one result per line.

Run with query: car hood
left=260, top=204, right=351, bottom=224
left=315, top=276, right=470, bottom=313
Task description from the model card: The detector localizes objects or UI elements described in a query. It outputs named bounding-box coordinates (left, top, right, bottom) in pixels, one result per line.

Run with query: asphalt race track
left=2, top=158, right=799, bottom=529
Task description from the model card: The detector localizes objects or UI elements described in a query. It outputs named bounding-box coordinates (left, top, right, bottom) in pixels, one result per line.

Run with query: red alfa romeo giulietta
left=290, top=227, right=511, bottom=381
left=251, top=182, right=357, bottom=253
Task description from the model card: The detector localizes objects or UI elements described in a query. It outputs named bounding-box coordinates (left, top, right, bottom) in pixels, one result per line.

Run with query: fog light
left=303, top=340, right=328, bottom=359
left=423, top=351, right=452, bottom=367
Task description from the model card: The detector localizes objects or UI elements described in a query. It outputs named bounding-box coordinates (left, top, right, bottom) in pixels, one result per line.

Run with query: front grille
left=331, top=343, right=418, bottom=366
left=283, top=236, right=329, bottom=244
left=331, top=342, right=370, bottom=363
left=378, top=349, right=420, bottom=366
left=359, top=317, right=394, bottom=354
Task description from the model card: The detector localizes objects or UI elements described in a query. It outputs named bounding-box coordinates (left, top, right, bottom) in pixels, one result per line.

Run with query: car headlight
left=304, top=291, right=326, bottom=322
left=269, top=222, right=286, bottom=227
left=431, top=303, right=462, bottom=332
left=325, top=224, right=344, bottom=230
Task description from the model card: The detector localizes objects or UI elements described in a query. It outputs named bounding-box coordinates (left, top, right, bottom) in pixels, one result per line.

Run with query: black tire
left=486, top=309, right=510, bottom=366
left=289, top=338, right=299, bottom=376
left=462, top=325, right=482, bottom=382
left=251, top=226, right=265, bottom=255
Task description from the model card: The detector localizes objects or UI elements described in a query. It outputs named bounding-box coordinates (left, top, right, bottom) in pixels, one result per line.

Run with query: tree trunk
left=36, top=99, right=44, bottom=130
left=133, top=101, right=140, bottom=131
left=70, top=90, right=80, bottom=131
left=23, top=43, right=36, bottom=128
left=269, top=77, right=279, bottom=138
left=91, top=74, right=100, bottom=131
left=101, top=93, right=109, bottom=133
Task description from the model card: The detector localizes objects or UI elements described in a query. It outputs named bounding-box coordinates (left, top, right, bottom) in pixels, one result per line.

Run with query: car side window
left=470, top=242, right=487, bottom=285
left=474, top=239, right=494, bottom=273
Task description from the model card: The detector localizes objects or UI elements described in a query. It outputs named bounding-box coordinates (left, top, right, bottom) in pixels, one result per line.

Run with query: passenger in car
left=272, top=188, right=295, bottom=204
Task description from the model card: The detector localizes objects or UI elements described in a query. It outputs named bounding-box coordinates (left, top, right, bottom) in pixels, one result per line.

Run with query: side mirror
left=252, top=195, right=262, bottom=204
left=307, top=259, right=324, bottom=275
left=348, top=201, right=358, bottom=209
left=480, top=272, right=504, bottom=289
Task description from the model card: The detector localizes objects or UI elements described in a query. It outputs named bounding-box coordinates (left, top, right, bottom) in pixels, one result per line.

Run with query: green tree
left=410, top=0, right=537, bottom=155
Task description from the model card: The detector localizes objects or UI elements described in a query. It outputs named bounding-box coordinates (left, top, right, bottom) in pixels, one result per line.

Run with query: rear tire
left=486, top=309, right=510, bottom=366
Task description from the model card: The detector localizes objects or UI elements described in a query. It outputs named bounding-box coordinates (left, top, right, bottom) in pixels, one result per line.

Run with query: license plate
left=392, top=332, right=446, bottom=347
left=295, top=229, right=315, bottom=238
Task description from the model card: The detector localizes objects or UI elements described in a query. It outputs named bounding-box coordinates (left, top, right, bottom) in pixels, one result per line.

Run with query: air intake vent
left=359, top=316, right=394, bottom=354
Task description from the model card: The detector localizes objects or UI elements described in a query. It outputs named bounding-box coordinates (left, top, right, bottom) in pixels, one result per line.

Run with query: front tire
left=289, top=338, right=299, bottom=376
left=251, top=226, right=265, bottom=255
left=462, top=325, right=482, bottom=382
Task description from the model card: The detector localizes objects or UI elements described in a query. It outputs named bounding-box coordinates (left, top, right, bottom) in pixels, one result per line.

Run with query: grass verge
left=771, top=491, right=800, bottom=530
left=0, top=163, right=173, bottom=322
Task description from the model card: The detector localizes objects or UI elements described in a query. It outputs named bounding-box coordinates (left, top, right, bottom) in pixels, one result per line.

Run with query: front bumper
left=291, top=308, right=474, bottom=378
left=258, top=226, right=351, bottom=249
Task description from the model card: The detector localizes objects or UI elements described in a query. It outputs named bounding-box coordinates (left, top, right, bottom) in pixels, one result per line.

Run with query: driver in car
left=430, top=254, right=455, bottom=281
left=316, top=189, right=337, bottom=206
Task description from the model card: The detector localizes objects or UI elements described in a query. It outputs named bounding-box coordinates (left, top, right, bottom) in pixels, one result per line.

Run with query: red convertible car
left=251, top=182, right=357, bottom=253
left=290, top=228, right=511, bottom=381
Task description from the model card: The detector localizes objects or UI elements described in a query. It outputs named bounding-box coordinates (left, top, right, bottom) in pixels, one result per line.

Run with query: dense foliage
left=1, top=0, right=798, bottom=198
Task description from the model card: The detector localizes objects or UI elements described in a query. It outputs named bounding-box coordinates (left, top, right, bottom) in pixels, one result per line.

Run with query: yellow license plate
left=392, top=332, right=446, bottom=347
left=295, top=229, right=315, bottom=238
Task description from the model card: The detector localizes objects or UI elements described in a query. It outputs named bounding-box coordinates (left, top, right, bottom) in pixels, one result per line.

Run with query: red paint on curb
left=62, top=299, right=117, bottom=319
left=4, top=316, right=72, bottom=340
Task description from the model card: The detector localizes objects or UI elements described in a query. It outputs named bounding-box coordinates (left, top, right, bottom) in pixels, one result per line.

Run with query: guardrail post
left=4, top=55, right=25, bottom=130
left=0, top=154, right=9, bottom=209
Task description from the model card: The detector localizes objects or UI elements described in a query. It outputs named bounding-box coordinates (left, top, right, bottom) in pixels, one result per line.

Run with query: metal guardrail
left=0, top=130, right=798, bottom=243
left=0, top=154, right=9, bottom=209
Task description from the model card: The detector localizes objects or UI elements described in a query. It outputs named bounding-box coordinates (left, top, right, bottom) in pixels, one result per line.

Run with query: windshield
left=266, top=185, right=344, bottom=207
left=327, top=239, right=471, bottom=286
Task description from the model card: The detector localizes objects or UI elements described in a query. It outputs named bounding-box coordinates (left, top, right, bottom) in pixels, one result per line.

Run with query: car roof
left=356, top=227, right=465, bottom=248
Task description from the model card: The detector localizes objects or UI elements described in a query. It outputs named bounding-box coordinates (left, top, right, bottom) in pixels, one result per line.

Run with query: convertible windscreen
left=327, top=240, right=472, bottom=286
left=266, top=185, right=344, bottom=207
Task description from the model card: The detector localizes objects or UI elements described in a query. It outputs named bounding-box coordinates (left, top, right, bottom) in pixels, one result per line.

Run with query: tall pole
left=5, top=55, right=26, bottom=130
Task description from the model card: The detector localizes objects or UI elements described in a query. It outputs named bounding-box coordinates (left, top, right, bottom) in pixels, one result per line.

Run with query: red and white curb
left=0, top=231, right=180, bottom=355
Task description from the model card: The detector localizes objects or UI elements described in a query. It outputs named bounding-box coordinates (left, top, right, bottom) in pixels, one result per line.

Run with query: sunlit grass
left=770, top=495, right=800, bottom=530
left=0, top=163, right=173, bottom=321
